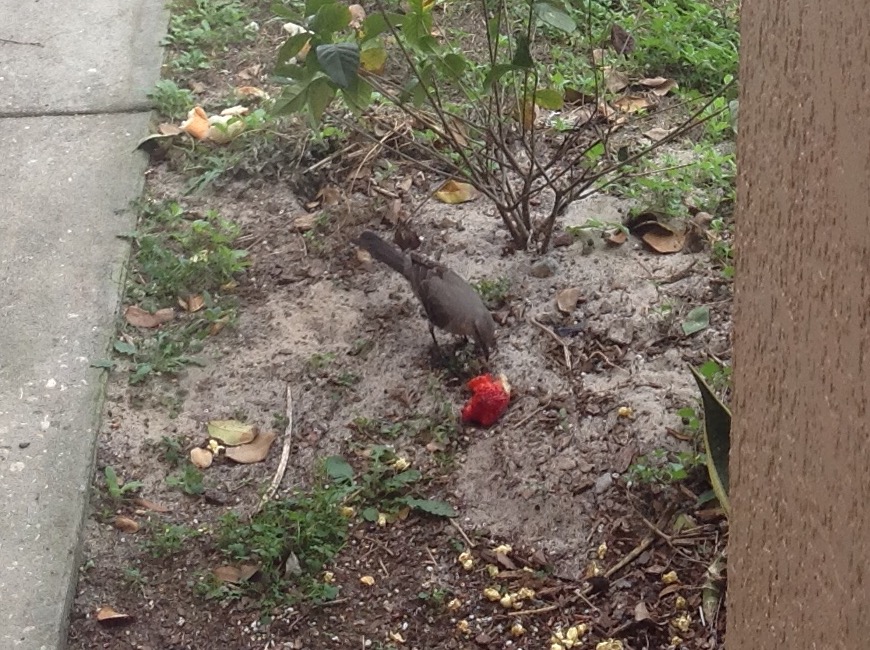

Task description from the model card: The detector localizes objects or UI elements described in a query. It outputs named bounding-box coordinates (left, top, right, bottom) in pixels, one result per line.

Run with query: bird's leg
left=429, top=322, right=442, bottom=354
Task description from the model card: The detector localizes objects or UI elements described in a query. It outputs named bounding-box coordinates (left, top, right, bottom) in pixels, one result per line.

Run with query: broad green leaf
left=90, top=358, right=115, bottom=369
left=341, top=76, right=373, bottom=112
left=308, top=76, right=336, bottom=122
left=129, top=363, right=152, bottom=384
left=533, top=2, right=577, bottom=33
left=315, top=43, right=360, bottom=89
left=534, top=87, right=564, bottom=109
left=113, top=340, right=136, bottom=355
left=271, top=1, right=297, bottom=20
left=386, top=469, right=422, bottom=489
left=486, top=15, right=501, bottom=44
left=690, top=366, right=731, bottom=516
left=360, top=12, right=403, bottom=41
left=402, top=497, right=457, bottom=518
left=484, top=63, right=519, bottom=88
left=682, top=306, right=710, bottom=335
left=304, top=0, right=334, bottom=18
left=441, top=52, right=466, bottom=78
left=272, top=82, right=311, bottom=115
left=361, top=506, right=379, bottom=522
left=324, top=455, right=355, bottom=482
left=309, top=3, right=351, bottom=35
left=512, top=34, right=533, bottom=68
left=276, top=32, right=312, bottom=66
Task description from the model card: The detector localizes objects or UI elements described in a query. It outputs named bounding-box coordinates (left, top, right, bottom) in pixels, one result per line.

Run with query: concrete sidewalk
left=0, top=2, right=166, bottom=648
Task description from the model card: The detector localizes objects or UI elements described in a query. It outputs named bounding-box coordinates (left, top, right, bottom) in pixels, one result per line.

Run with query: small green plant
left=162, top=0, right=255, bottom=73
left=122, top=566, right=147, bottom=589
left=324, top=448, right=457, bottom=520
left=104, top=466, right=143, bottom=499
left=165, top=463, right=206, bottom=496
left=473, top=277, right=511, bottom=310
left=147, top=79, right=195, bottom=120
left=143, top=523, right=201, bottom=558
left=156, top=435, right=186, bottom=467
left=628, top=448, right=704, bottom=485
left=214, top=485, right=349, bottom=605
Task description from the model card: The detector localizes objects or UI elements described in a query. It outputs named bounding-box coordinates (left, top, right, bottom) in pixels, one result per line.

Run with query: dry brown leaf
left=610, top=23, right=635, bottom=54
left=214, top=564, right=260, bottom=583
left=178, top=294, right=205, bottom=313
left=158, top=123, right=183, bottom=136
left=613, top=95, right=652, bottom=113
left=96, top=606, right=134, bottom=626
left=132, top=497, right=171, bottom=513
left=236, top=86, right=269, bottom=100
left=634, top=601, right=652, bottom=622
left=190, top=81, right=207, bottom=94
left=607, top=230, right=628, bottom=246
left=124, top=305, right=174, bottom=328
left=604, top=67, right=629, bottom=93
left=556, top=287, right=583, bottom=313
left=113, top=516, right=140, bottom=533
left=643, top=127, right=672, bottom=141
left=207, top=420, right=256, bottom=446
left=224, top=431, right=277, bottom=464
left=640, top=224, right=685, bottom=254
left=434, top=180, right=479, bottom=204
left=638, top=77, right=679, bottom=96
left=190, top=447, right=214, bottom=469
left=515, top=97, right=536, bottom=130
left=318, top=186, right=342, bottom=206
left=591, top=48, right=607, bottom=66
left=209, top=319, right=228, bottom=336
left=292, top=213, right=318, bottom=232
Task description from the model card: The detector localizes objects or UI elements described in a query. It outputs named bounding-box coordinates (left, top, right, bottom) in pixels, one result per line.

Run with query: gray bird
left=355, top=230, right=496, bottom=359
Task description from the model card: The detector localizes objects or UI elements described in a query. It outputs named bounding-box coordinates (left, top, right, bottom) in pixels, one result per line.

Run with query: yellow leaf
left=434, top=180, right=479, bottom=204
left=207, top=420, right=256, bottom=446
left=360, top=46, right=387, bottom=74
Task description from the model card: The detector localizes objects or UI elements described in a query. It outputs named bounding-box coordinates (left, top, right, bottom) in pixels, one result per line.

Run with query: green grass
left=148, top=79, right=196, bottom=120
left=162, top=0, right=256, bottom=73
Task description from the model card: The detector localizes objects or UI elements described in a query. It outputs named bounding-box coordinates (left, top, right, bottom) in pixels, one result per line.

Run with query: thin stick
left=449, top=518, right=476, bottom=548
left=530, top=316, right=572, bottom=371
left=254, top=386, right=293, bottom=515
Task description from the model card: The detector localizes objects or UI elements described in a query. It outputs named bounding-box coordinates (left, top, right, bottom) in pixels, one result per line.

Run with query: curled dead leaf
left=643, top=127, right=672, bottom=142
left=113, top=516, right=140, bottom=533
left=613, top=95, right=652, bottom=113
left=207, top=420, right=256, bottom=446
left=434, top=180, right=479, bottom=204
left=158, top=123, right=183, bottom=136
left=132, top=497, right=171, bottom=513
left=190, top=447, right=214, bottom=469
left=556, top=287, right=583, bottom=313
left=604, top=67, right=629, bottom=93
left=607, top=229, right=628, bottom=246
left=610, top=23, right=635, bottom=54
left=638, top=77, right=679, bottom=96
left=96, top=606, right=134, bottom=627
left=292, top=213, right=319, bottom=232
left=638, top=223, right=685, bottom=254
left=124, top=305, right=175, bottom=328
left=224, top=431, right=277, bottom=464
left=214, top=563, right=260, bottom=583
left=178, top=294, right=205, bottom=313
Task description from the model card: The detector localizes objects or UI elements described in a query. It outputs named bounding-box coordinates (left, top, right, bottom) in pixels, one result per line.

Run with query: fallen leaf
left=607, top=229, right=627, bottom=246
left=610, top=23, right=635, bottom=54
left=207, top=420, right=257, bottom=446
left=158, top=123, right=183, bottom=136
left=604, top=67, right=629, bottom=93
left=292, top=213, right=319, bottom=232
left=124, top=305, right=175, bottom=328
left=682, top=306, right=710, bottom=335
left=638, top=77, right=679, bottom=96
left=96, top=606, right=134, bottom=627
left=113, top=516, right=140, bottom=533
left=641, top=225, right=685, bottom=254
left=643, top=127, right=672, bottom=141
left=634, top=601, right=652, bottom=622
left=613, top=95, right=652, bottom=113
left=132, top=497, right=171, bottom=513
left=178, top=294, right=205, bottom=313
left=591, top=48, right=607, bottom=66
left=190, top=447, right=214, bottom=469
left=434, top=180, right=479, bottom=204
left=214, top=564, right=260, bottom=583
left=236, top=86, right=269, bottom=100
left=224, top=431, right=277, bottom=463
left=317, top=186, right=342, bottom=206
left=556, top=287, right=583, bottom=313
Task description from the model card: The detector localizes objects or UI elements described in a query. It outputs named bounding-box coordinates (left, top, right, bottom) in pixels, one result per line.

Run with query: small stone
left=552, top=231, right=574, bottom=247
left=530, top=257, right=558, bottom=278
left=593, top=473, right=613, bottom=494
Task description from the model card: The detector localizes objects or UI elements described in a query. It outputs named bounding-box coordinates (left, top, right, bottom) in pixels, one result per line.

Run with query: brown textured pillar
left=729, top=0, right=870, bottom=645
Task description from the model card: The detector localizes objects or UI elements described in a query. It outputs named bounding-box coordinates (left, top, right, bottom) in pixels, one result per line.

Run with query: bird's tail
left=356, top=230, right=407, bottom=275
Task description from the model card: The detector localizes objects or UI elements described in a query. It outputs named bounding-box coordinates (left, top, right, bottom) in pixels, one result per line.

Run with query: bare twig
left=254, top=386, right=293, bottom=515
left=530, top=316, right=572, bottom=371
left=449, top=518, right=476, bottom=548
